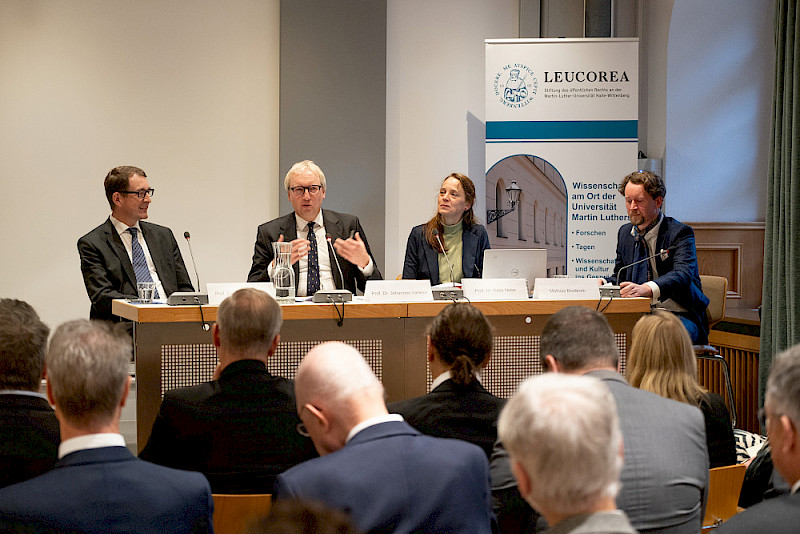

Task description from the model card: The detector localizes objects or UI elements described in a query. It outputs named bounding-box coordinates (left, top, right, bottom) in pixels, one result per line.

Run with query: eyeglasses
left=758, top=407, right=784, bottom=431
left=289, top=185, right=323, bottom=197
left=119, top=188, right=155, bottom=199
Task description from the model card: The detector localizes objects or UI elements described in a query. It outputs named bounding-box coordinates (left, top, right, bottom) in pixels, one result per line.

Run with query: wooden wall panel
left=688, top=222, right=765, bottom=310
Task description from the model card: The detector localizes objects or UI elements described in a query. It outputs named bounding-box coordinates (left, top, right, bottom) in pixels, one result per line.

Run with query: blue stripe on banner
left=486, top=120, right=638, bottom=140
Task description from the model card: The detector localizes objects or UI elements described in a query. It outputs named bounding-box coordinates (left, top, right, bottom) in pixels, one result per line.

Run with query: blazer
left=387, top=378, right=505, bottom=459
left=718, top=491, right=800, bottom=533
left=0, top=394, right=60, bottom=489
left=139, top=359, right=316, bottom=494
left=402, top=222, right=491, bottom=283
left=700, top=392, right=737, bottom=468
left=77, top=218, right=194, bottom=323
left=610, top=216, right=709, bottom=343
left=247, top=210, right=381, bottom=293
left=0, top=446, right=213, bottom=533
left=275, top=420, right=496, bottom=534
left=490, top=371, right=709, bottom=534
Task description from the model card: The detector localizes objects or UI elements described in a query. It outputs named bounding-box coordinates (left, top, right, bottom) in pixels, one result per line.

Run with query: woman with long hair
left=387, top=303, right=504, bottom=458
left=627, top=310, right=736, bottom=467
left=402, top=173, right=490, bottom=283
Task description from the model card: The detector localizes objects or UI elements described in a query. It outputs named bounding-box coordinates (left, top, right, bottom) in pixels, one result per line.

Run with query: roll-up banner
left=485, top=38, right=638, bottom=279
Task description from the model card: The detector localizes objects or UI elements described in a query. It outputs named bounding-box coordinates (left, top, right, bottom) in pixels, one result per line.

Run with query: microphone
left=600, top=246, right=677, bottom=299
left=183, top=231, right=201, bottom=291
left=431, top=229, right=463, bottom=301
left=310, top=234, right=353, bottom=305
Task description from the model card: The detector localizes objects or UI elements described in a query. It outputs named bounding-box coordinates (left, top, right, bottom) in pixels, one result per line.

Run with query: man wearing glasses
left=248, top=160, right=382, bottom=295
left=77, top=165, right=194, bottom=325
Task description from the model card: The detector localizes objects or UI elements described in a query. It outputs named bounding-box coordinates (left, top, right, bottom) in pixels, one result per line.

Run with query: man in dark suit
left=275, top=341, right=496, bottom=534
left=0, top=299, right=59, bottom=489
left=247, top=160, right=381, bottom=295
left=139, top=288, right=316, bottom=493
left=0, top=320, right=213, bottom=533
left=608, top=170, right=709, bottom=343
left=491, top=306, right=708, bottom=534
left=718, top=344, right=800, bottom=533
left=78, top=165, right=194, bottom=325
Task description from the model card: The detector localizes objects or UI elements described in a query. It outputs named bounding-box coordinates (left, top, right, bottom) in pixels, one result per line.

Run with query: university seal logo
left=494, top=64, right=538, bottom=108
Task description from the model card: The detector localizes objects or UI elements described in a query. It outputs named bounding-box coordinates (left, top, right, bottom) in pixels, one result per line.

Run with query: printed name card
left=461, top=278, right=529, bottom=301
left=531, top=278, right=600, bottom=300
left=364, top=280, right=434, bottom=302
left=206, top=282, right=276, bottom=305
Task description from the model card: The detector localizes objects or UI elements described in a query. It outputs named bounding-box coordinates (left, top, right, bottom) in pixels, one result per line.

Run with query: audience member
left=387, top=302, right=504, bottom=458
left=248, top=499, right=362, bottom=534
left=247, top=160, right=382, bottom=295
left=78, top=165, right=194, bottom=328
left=140, top=288, right=316, bottom=493
left=491, top=306, right=708, bottom=534
left=0, top=320, right=212, bottom=532
left=627, top=310, right=736, bottom=467
left=275, top=341, right=496, bottom=533
left=718, top=343, right=800, bottom=532
left=0, top=299, right=59, bottom=489
left=499, top=373, right=635, bottom=534
left=402, top=172, right=490, bottom=283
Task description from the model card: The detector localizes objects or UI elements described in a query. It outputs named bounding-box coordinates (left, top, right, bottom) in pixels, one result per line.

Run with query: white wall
left=0, top=0, right=280, bottom=329
left=665, top=0, right=773, bottom=221
left=385, top=0, right=519, bottom=279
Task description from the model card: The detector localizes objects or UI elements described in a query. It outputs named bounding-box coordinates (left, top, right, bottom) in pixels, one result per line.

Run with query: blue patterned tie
left=306, top=222, right=320, bottom=295
left=630, top=234, right=650, bottom=284
left=127, top=227, right=159, bottom=298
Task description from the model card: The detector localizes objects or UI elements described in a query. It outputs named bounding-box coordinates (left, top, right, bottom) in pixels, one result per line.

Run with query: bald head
left=295, top=342, right=386, bottom=455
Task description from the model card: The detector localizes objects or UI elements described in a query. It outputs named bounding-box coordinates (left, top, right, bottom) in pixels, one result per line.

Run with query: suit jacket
left=0, top=394, right=60, bottom=489
left=700, top=392, right=736, bottom=468
left=247, top=210, right=381, bottom=293
left=589, top=370, right=709, bottom=534
left=490, top=371, right=709, bottom=534
left=139, top=359, right=316, bottom=494
left=610, top=216, right=709, bottom=343
left=77, top=218, right=194, bottom=323
left=387, top=378, right=505, bottom=459
left=402, top=222, right=491, bottom=283
left=717, top=491, right=800, bottom=533
left=548, top=511, right=637, bottom=534
left=275, top=420, right=496, bottom=534
left=0, top=446, right=213, bottom=533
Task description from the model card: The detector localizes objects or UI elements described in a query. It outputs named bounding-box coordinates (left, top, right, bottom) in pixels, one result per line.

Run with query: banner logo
left=494, top=64, right=538, bottom=108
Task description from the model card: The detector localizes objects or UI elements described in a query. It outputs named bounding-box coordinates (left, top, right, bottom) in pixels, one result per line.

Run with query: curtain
left=760, top=0, right=800, bottom=407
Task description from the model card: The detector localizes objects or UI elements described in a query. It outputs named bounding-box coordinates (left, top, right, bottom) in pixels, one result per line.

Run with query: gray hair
left=539, top=306, right=619, bottom=371
left=283, top=160, right=327, bottom=192
left=217, top=288, right=282, bottom=356
left=766, top=343, right=800, bottom=426
left=498, top=373, right=622, bottom=516
left=46, top=320, right=131, bottom=427
left=296, top=342, right=383, bottom=409
left=0, top=299, right=50, bottom=391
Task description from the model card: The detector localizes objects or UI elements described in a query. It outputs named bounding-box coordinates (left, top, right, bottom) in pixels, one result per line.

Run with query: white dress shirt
left=58, top=433, right=126, bottom=459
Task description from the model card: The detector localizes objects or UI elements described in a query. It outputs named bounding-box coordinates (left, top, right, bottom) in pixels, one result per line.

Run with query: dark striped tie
left=127, top=227, right=159, bottom=298
left=306, top=222, right=320, bottom=295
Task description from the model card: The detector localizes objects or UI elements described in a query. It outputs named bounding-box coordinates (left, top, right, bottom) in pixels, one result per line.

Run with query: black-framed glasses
left=289, top=185, right=323, bottom=197
left=119, top=188, right=154, bottom=199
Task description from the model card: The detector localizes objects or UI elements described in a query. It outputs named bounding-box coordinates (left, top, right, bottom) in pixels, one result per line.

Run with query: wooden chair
left=212, top=494, right=272, bottom=534
left=695, top=275, right=737, bottom=427
left=702, top=463, right=746, bottom=529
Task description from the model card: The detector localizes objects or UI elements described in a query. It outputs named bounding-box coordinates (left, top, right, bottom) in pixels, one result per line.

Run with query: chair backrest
left=700, top=275, right=728, bottom=329
left=702, top=463, right=746, bottom=529
left=212, top=494, right=272, bottom=534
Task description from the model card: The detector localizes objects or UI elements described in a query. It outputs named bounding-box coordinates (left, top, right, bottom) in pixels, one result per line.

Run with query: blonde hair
left=626, top=311, right=706, bottom=405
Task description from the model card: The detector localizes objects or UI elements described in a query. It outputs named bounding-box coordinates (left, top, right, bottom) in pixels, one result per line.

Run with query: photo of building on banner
left=485, top=38, right=639, bottom=279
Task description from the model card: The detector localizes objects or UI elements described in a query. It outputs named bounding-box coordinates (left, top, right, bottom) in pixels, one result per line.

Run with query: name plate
left=532, top=278, right=600, bottom=300
left=364, top=280, right=434, bottom=302
left=206, top=282, right=276, bottom=305
left=461, top=278, right=529, bottom=301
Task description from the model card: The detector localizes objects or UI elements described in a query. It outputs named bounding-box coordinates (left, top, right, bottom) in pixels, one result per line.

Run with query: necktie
left=630, top=233, right=651, bottom=284
left=306, top=222, right=320, bottom=295
left=127, top=227, right=159, bottom=298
